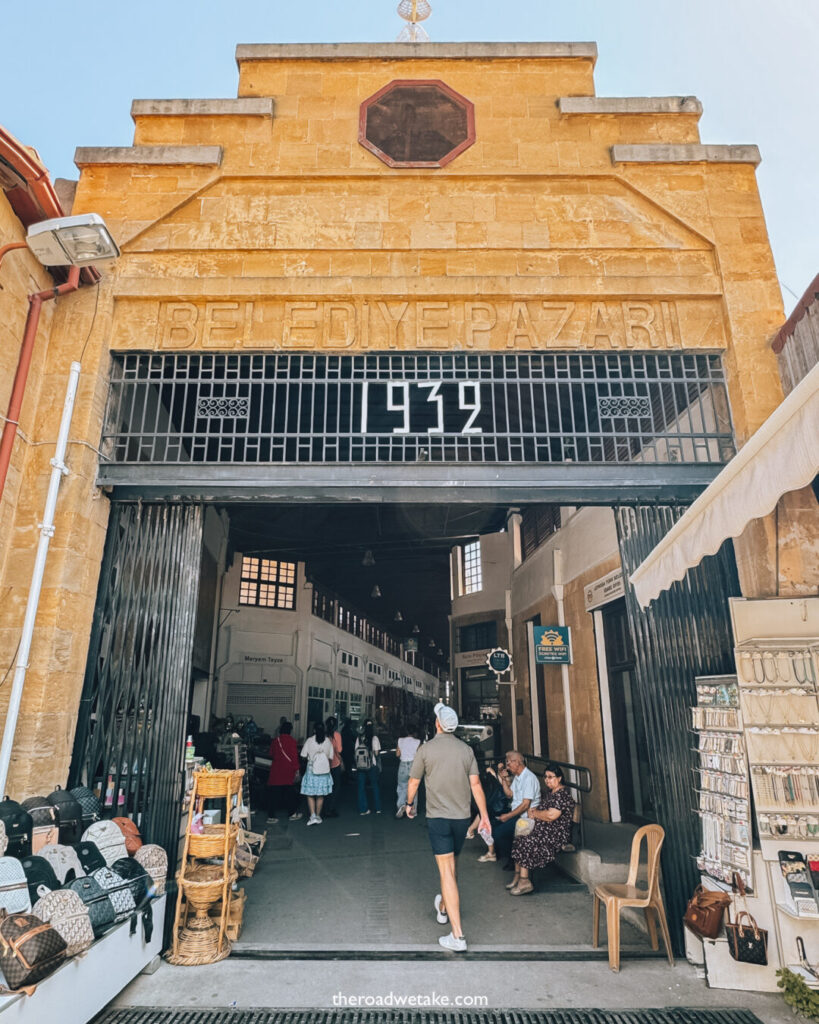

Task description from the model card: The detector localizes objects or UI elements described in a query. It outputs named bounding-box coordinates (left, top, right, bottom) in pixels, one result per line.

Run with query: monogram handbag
left=65, top=877, right=115, bottom=938
left=69, top=787, right=102, bottom=831
left=726, top=910, right=768, bottom=965
left=81, top=821, right=128, bottom=866
left=39, top=844, right=85, bottom=884
left=0, top=858, right=31, bottom=916
left=683, top=885, right=731, bottom=939
left=90, top=866, right=136, bottom=922
left=33, top=889, right=94, bottom=957
left=134, top=844, right=167, bottom=896
left=0, top=911, right=66, bottom=993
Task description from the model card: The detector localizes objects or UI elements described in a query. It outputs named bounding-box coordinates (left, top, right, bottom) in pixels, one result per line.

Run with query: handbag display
left=90, top=866, right=136, bottom=922
left=39, top=844, right=84, bottom=885
left=110, top=857, right=152, bottom=906
left=0, top=911, right=66, bottom=992
left=64, top=876, right=115, bottom=938
left=69, top=787, right=102, bottom=831
left=46, top=787, right=83, bottom=846
left=112, top=816, right=143, bottom=855
left=20, top=797, right=57, bottom=831
left=32, top=889, right=94, bottom=957
left=0, top=857, right=31, bottom=915
left=683, top=885, right=732, bottom=939
left=134, top=844, right=168, bottom=896
left=725, top=910, right=768, bottom=965
left=81, top=821, right=128, bottom=866
left=514, top=816, right=535, bottom=837
left=19, top=856, right=59, bottom=904
left=0, top=798, right=33, bottom=860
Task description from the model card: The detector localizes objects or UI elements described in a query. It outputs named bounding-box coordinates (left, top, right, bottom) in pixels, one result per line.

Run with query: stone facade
left=0, top=42, right=786, bottom=797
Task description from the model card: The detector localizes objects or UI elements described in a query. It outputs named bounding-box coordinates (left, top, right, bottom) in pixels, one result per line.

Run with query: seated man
left=478, top=751, right=541, bottom=868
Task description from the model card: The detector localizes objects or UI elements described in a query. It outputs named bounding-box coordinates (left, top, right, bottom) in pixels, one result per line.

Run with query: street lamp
left=25, top=213, right=120, bottom=267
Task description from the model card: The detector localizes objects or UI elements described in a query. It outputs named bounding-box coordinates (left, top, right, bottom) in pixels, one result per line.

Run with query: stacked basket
left=168, top=768, right=243, bottom=965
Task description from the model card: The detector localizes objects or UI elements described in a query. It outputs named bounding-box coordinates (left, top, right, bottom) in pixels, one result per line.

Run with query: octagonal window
left=359, top=80, right=476, bottom=168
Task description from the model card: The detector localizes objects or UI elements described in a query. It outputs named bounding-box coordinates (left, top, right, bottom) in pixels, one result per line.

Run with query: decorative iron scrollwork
left=196, top=397, right=249, bottom=418
left=598, top=396, right=652, bottom=418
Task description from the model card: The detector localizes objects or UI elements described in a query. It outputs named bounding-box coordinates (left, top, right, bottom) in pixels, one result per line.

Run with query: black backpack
left=20, top=797, right=57, bottom=830
left=46, top=787, right=83, bottom=845
left=19, top=855, right=59, bottom=904
left=69, top=786, right=101, bottom=830
left=65, top=877, right=115, bottom=938
left=0, top=798, right=32, bottom=859
left=110, top=857, right=152, bottom=907
left=74, top=841, right=106, bottom=875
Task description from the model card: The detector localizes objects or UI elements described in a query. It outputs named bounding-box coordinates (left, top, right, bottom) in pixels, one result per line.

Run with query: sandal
left=510, top=880, right=534, bottom=896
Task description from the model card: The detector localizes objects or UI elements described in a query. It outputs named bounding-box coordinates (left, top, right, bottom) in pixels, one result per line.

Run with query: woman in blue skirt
left=300, top=721, right=334, bottom=825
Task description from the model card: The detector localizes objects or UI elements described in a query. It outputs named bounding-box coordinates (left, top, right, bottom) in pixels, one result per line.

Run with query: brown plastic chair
left=592, top=823, right=674, bottom=971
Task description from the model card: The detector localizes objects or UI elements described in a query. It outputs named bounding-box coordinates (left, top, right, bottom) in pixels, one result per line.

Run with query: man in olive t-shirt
left=406, top=702, right=490, bottom=953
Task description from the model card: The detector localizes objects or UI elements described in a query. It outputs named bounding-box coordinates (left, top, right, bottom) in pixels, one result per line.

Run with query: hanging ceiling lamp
left=428, top=638, right=436, bottom=648
left=437, top=648, right=444, bottom=656
left=412, top=624, right=420, bottom=634
left=394, top=610, right=403, bottom=622
left=371, top=584, right=382, bottom=598
left=362, top=550, right=376, bottom=567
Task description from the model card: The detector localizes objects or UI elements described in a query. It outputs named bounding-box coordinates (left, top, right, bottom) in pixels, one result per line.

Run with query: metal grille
left=69, top=503, right=203, bottom=867
left=97, top=1009, right=766, bottom=1024
left=615, top=505, right=741, bottom=956
left=102, top=352, right=735, bottom=467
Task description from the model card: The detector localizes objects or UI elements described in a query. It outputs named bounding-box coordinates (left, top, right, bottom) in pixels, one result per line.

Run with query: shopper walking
left=300, top=722, right=334, bottom=825
left=406, top=701, right=490, bottom=953
left=356, top=719, right=382, bottom=815
left=266, top=721, right=302, bottom=822
left=395, top=723, right=421, bottom=817
left=324, top=716, right=343, bottom=817
left=478, top=751, right=541, bottom=867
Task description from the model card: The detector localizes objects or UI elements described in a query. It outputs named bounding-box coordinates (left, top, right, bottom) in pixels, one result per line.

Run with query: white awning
left=630, top=361, right=819, bottom=607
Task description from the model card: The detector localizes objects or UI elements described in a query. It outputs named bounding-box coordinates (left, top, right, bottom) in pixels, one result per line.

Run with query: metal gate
left=70, top=503, right=203, bottom=862
left=615, top=505, right=741, bottom=954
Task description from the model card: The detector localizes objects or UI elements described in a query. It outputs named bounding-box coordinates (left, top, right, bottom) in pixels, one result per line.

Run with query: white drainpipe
left=551, top=548, right=576, bottom=766
left=0, top=362, right=81, bottom=798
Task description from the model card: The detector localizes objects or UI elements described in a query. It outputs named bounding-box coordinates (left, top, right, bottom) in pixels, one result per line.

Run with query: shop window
left=457, top=620, right=497, bottom=653
left=520, top=505, right=561, bottom=561
left=239, top=557, right=296, bottom=609
left=461, top=540, right=482, bottom=594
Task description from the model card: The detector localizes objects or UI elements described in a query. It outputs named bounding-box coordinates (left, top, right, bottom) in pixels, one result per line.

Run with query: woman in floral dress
left=508, top=762, right=575, bottom=895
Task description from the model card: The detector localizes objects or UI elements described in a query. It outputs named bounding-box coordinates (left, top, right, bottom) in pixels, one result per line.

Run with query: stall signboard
left=533, top=626, right=572, bottom=665
left=486, top=648, right=512, bottom=675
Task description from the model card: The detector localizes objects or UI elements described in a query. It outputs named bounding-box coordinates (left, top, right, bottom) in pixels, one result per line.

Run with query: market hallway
left=236, top=758, right=645, bottom=955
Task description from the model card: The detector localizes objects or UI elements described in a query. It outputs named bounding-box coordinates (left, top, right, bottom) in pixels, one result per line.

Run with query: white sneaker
left=434, top=894, right=448, bottom=925
left=289, top=812, right=303, bottom=820
left=438, top=932, right=467, bottom=953
left=360, top=810, right=371, bottom=816
left=306, top=814, right=319, bottom=826
left=265, top=817, right=279, bottom=824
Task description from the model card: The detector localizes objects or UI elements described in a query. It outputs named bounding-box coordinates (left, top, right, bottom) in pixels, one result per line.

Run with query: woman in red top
left=267, top=721, right=302, bottom=821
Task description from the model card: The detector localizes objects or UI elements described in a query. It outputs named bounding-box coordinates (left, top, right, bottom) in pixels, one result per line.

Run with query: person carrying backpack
left=356, top=719, right=382, bottom=815
left=300, top=722, right=334, bottom=826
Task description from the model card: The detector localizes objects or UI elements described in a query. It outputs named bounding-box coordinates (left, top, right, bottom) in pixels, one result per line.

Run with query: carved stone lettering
left=135, top=298, right=720, bottom=353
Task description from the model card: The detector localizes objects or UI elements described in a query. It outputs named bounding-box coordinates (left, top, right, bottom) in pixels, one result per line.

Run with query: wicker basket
left=193, top=768, right=244, bottom=798
left=209, top=887, right=246, bottom=941
left=167, top=917, right=232, bottom=966
left=188, top=823, right=238, bottom=858
left=179, top=864, right=238, bottom=905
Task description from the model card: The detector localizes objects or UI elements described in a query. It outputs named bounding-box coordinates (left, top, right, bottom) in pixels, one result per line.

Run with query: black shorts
left=427, top=817, right=471, bottom=857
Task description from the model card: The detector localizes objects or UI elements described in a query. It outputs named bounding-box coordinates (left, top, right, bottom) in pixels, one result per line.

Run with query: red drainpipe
left=0, top=265, right=82, bottom=502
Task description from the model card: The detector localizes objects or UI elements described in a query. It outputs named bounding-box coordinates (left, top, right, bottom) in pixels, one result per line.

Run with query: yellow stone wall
left=0, top=45, right=787, bottom=796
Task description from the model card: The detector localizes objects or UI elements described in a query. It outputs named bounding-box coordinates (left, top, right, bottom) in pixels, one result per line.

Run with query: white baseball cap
left=434, top=701, right=459, bottom=732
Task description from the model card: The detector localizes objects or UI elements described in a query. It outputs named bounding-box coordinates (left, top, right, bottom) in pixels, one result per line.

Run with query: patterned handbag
left=20, top=856, right=59, bottom=904
left=20, top=797, right=57, bottom=830
left=39, top=844, right=84, bottom=885
left=110, top=858, right=152, bottom=906
left=0, top=858, right=31, bottom=915
left=90, top=866, right=136, bottom=922
left=0, top=911, right=66, bottom=992
left=0, top=822, right=6, bottom=857
left=33, top=889, right=94, bottom=957
left=65, top=877, right=115, bottom=938
left=46, top=788, right=83, bottom=846
left=134, top=844, right=168, bottom=896
left=726, top=910, right=769, bottom=966
left=81, top=821, right=128, bottom=866
left=112, top=817, right=143, bottom=855
left=69, top=787, right=101, bottom=831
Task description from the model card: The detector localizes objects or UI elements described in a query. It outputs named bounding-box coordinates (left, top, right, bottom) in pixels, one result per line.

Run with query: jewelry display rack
left=692, top=674, right=753, bottom=890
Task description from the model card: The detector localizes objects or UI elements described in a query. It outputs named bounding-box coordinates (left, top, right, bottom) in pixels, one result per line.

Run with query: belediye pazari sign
left=533, top=626, right=572, bottom=665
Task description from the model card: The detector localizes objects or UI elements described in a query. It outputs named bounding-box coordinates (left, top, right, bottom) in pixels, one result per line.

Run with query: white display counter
left=0, top=894, right=166, bottom=1023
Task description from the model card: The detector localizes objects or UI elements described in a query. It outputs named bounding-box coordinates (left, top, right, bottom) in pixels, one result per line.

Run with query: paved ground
left=110, top=766, right=792, bottom=1024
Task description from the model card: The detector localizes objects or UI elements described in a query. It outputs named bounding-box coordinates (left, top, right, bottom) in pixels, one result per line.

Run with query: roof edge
left=771, top=272, right=819, bottom=354
left=235, top=42, right=598, bottom=64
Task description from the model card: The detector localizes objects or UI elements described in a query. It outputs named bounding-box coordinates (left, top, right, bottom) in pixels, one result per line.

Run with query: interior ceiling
left=224, top=503, right=509, bottom=664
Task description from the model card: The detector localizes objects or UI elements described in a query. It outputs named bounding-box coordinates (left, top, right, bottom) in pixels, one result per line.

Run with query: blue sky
left=1, top=0, right=815, bottom=311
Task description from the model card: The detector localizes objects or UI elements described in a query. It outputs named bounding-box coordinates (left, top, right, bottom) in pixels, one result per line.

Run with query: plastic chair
left=592, top=823, right=674, bottom=971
